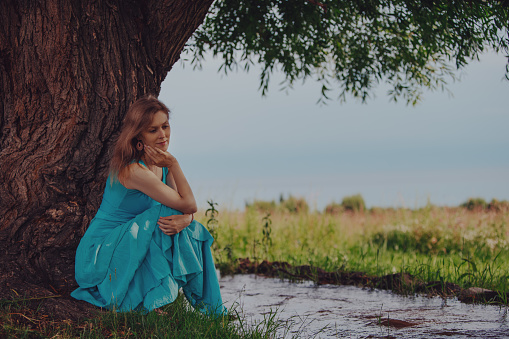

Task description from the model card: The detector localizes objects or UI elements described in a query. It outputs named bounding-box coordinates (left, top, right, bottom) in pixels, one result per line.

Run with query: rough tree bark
left=0, top=0, right=213, bottom=318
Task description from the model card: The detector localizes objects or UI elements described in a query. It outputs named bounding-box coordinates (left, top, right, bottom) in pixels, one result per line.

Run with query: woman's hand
left=144, top=145, right=176, bottom=168
left=157, top=214, right=193, bottom=236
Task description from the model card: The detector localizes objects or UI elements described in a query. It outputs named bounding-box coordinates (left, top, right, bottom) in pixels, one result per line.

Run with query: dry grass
left=199, top=203, right=509, bottom=295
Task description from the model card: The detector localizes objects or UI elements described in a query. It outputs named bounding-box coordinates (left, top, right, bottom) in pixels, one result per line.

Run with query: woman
left=71, top=95, right=225, bottom=315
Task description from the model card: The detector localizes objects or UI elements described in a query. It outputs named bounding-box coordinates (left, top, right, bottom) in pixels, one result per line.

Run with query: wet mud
left=219, top=273, right=509, bottom=338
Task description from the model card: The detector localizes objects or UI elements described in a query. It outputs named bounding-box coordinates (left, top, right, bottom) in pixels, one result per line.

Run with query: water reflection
left=219, top=274, right=509, bottom=338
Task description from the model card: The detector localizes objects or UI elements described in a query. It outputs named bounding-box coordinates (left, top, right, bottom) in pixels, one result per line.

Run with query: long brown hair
left=110, top=94, right=170, bottom=182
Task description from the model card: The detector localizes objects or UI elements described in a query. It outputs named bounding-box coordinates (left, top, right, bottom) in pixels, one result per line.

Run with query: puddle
left=219, top=274, right=509, bottom=338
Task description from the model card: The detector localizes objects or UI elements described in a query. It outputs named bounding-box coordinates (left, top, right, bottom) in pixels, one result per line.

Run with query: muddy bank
left=228, top=258, right=507, bottom=304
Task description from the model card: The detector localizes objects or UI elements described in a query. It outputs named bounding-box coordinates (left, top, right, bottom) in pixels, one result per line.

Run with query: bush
left=369, top=206, right=384, bottom=215
left=324, top=202, right=343, bottom=215
left=341, top=194, right=365, bottom=212
left=461, top=197, right=487, bottom=211
left=246, top=199, right=277, bottom=213
left=280, top=195, right=309, bottom=213
left=246, top=195, right=309, bottom=214
left=488, top=199, right=509, bottom=212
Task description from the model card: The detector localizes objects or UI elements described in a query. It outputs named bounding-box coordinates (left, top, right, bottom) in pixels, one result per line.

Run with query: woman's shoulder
left=121, top=162, right=162, bottom=190
left=120, top=161, right=148, bottom=176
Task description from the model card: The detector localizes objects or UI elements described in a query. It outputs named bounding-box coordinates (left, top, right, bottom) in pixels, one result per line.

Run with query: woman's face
left=139, top=111, right=170, bottom=151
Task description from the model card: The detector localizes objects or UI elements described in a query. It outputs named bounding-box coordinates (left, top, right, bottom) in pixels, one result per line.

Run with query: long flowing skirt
left=71, top=204, right=224, bottom=314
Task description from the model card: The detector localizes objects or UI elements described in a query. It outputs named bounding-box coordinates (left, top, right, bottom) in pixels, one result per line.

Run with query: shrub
left=488, top=199, right=509, bottom=212
left=246, top=199, right=277, bottom=213
left=280, top=195, right=309, bottom=213
left=324, top=202, right=343, bottom=215
left=369, top=206, right=384, bottom=215
left=341, top=194, right=365, bottom=212
left=461, top=197, right=487, bottom=211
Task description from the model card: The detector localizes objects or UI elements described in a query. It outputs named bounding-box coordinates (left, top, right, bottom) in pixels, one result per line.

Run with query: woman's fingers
left=151, top=146, right=165, bottom=154
left=158, top=220, right=178, bottom=235
left=144, top=147, right=159, bottom=163
left=158, top=216, right=171, bottom=221
left=160, top=215, right=192, bottom=226
left=157, top=214, right=192, bottom=236
left=145, top=146, right=174, bottom=168
left=157, top=217, right=176, bottom=227
left=159, top=227, right=177, bottom=236
left=158, top=216, right=182, bottom=235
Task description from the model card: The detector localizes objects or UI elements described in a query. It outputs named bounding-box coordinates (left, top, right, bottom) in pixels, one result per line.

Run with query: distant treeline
left=245, top=195, right=509, bottom=214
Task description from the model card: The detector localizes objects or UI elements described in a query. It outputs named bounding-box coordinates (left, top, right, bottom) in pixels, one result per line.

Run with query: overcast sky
left=159, top=51, right=509, bottom=210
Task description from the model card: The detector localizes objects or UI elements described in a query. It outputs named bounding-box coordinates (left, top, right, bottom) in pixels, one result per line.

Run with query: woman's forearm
left=167, top=170, right=178, bottom=192
left=132, top=146, right=197, bottom=213
left=168, top=161, right=197, bottom=214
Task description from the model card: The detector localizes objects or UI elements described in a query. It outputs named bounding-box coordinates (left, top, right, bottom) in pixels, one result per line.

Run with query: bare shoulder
left=122, top=162, right=158, bottom=189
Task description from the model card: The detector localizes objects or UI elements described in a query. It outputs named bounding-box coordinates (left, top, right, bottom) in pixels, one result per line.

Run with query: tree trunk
left=0, top=0, right=213, bottom=316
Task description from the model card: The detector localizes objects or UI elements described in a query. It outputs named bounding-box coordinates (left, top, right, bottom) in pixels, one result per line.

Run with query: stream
left=219, top=273, right=509, bottom=338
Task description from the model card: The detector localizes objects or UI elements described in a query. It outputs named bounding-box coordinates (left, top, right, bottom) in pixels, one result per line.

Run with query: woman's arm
left=158, top=156, right=195, bottom=235
left=122, top=146, right=197, bottom=214
left=166, top=170, right=178, bottom=192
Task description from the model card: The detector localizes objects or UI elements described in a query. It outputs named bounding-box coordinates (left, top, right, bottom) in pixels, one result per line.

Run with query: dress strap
left=137, top=159, right=167, bottom=183
left=162, top=167, right=168, bottom=184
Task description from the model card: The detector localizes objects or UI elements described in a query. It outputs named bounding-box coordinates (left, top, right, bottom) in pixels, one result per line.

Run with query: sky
left=159, top=51, right=509, bottom=211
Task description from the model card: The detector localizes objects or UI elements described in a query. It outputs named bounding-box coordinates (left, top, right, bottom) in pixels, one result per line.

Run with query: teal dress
left=71, top=164, right=224, bottom=314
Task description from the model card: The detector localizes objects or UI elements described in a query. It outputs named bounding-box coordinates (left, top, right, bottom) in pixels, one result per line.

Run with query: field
left=201, top=197, right=509, bottom=299
left=2, top=197, right=508, bottom=338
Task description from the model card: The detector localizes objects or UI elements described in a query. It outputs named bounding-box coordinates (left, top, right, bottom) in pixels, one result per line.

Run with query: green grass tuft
left=0, top=293, right=284, bottom=338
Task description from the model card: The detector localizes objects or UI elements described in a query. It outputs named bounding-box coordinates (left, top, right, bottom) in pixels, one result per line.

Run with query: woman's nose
left=158, top=128, right=165, bottom=138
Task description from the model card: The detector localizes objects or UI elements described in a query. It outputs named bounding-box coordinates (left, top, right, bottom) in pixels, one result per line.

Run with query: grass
left=3, top=198, right=508, bottom=337
left=203, top=202, right=509, bottom=297
left=0, top=293, right=283, bottom=338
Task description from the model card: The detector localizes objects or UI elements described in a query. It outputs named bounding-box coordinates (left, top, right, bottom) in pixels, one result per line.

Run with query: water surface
left=219, top=274, right=509, bottom=338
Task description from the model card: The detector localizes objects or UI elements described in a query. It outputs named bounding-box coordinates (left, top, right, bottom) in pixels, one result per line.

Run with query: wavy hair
left=110, top=94, right=170, bottom=182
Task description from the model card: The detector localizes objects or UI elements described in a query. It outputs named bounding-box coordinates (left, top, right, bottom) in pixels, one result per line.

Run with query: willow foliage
left=190, top=0, right=509, bottom=104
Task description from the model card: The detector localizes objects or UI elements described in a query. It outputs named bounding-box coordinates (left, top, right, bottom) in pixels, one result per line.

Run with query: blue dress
left=71, top=164, right=224, bottom=314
